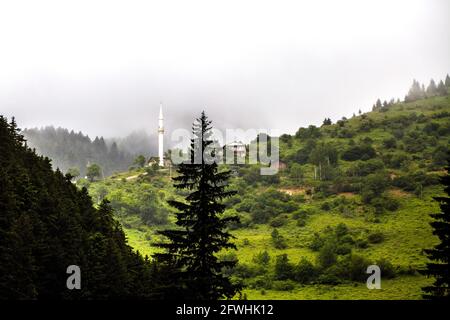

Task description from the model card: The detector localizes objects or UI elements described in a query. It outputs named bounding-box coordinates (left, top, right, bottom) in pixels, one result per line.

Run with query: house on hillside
left=223, top=141, right=246, bottom=162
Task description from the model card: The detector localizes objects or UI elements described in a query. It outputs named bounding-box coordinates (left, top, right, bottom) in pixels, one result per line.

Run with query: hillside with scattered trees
left=1, top=74, right=449, bottom=300
left=85, top=75, right=450, bottom=299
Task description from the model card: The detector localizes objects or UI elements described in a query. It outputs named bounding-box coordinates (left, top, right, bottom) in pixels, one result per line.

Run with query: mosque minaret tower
left=158, top=103, right=164, bottom=167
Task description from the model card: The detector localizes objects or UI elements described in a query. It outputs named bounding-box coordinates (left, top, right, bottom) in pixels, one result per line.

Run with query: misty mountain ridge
left=21, top=74, right=450, bottom=178
left=22, top=126, right=159, bottom=177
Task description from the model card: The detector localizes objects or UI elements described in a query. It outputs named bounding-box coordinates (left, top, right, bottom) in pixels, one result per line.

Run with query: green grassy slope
left=85, top=95, right=450, bottom=299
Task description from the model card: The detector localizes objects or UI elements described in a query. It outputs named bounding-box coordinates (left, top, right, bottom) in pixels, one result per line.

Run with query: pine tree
left=437, top=80, right=448, bottom=96
left=405, top=79, right=425, bottom=102
left=375, top=99, right=382, bottom=109
left=153, top=112, right=240, bottom=300
left=274, top=254, right=293, bottom=280
left=445, top=74, right=450, bottom=87
left=322, top=118, right=332, bottom=126
left=426, top=79, right=438, bottom=96
left=421, top=156, right=450, bottom=299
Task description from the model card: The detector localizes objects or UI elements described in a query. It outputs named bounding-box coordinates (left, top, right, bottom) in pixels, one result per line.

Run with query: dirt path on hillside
left=278, top=187, right=308, bottom=195
left=115, top=172, right=148, bottom=181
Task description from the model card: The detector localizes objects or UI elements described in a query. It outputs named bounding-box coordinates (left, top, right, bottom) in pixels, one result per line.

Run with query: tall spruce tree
left=405, top=79, right=425, bottom=102
left=421, top=156, right=450, bottom=299
left=154, top=112, right=240, bottom=300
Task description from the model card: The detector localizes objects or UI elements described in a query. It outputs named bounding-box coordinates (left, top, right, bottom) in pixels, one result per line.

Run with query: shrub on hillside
left=342, top=144, right=376, bottom=161
left=274, top=254, right=294, bottom=280
left=370, top=196, right=399, bottom=214
left=335, top=244, right=352, bottom=255
left=290, top=141, right=317, bottom=165
left=240, top=166, right=261, bottom=185
left=292, top=209, right=308, bottom=220
left=293, top=258, right=318, bottom=284
left=359, top=118, right=375, bottom=132
left=431, top=145, right=450, bottom=167
left=316, top=273, right=342, bottom=285
left=377, top=258, right=396, bottom=279
left=367, top=231, right=385, bottom=244
left=336, top=127, right=355, bottom=138
left=355, top=238, right=369, bottom=249
left=335, top=223, right=349, bottom=238
left=272, top=280, right=296, bottom=291
left=296, top=218, right=307, bottom=227
left=295, top=125, right=322, bottom=139
left=337, top=254, right=371, bottom=282
left=321, top=201, right=332, bottom=211
left=422, top=122, right=440, bottom=135
left=232, top=263, right=262, bottom=279
left=383, top=152, right=409, bottom=169
left=271, top=229, right=288, bottom=249
left=392, top=170, right=439, bottom=191
left=403, top=131, right=427, bottom=153
left=339, top=234, right=355, bottom=245
left=260, top=173, right=281, bottom=185
left=397, top=265, right=417, bottom=276
left=309, top=224, right=356, bottom=253
left=318, top=242, right=337, bottom=269
left=249, top=189, right=298, bottom=224
left=247, top=275, right=273, bottom=290
left=235, top=198, right=254, bottom=212
left=108, top=185, right=169, bottom=225
left=370, top=197, right=384, bottom=214
left=383, top=196, right=400, bottom=211
left=222, top=250, right=239, bottom=259
left=391, top=128, right=404, bottom=139
left=270, top=215, right=288, bottom=227
left=360, top=173, right=390, bottom=204
left=253, top=250, right=271, bottom=267
left=347, top=159, right=385, bottom=177
left=309, top=233, right=325, bottom=251
left=382, top=137, right=397, bottom=149
left=228, top=212, right=252, bottom=229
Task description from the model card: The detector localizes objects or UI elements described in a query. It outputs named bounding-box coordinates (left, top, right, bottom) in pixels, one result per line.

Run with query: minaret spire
left=158, top=102, right=164, bottom=167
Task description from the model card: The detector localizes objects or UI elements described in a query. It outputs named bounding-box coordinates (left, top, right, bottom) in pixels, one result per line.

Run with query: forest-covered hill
left=86, top=90, right=450, bottom=299
left=0, top=117, right=155, bottom=299
left=22, top=127, right=156, bottom=177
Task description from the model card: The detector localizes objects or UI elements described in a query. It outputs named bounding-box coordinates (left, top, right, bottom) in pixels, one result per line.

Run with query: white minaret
left=158, top=103, right=164, bottom=167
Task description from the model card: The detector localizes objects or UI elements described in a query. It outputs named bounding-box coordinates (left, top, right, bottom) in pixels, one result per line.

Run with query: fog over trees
left=22, top=126, right=158, bottom=177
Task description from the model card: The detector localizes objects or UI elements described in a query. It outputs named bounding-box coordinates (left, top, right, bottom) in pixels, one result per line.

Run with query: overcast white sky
left=0, top=0, right=449, bottom=138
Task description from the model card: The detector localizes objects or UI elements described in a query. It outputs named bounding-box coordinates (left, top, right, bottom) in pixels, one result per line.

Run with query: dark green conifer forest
left=22, top=126, right=135, bottom=177
left=0, top=116, right=153, bottom=299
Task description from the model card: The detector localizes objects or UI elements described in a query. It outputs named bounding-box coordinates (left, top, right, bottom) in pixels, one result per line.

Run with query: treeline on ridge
left=22, top=126, right=137, bottom=177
